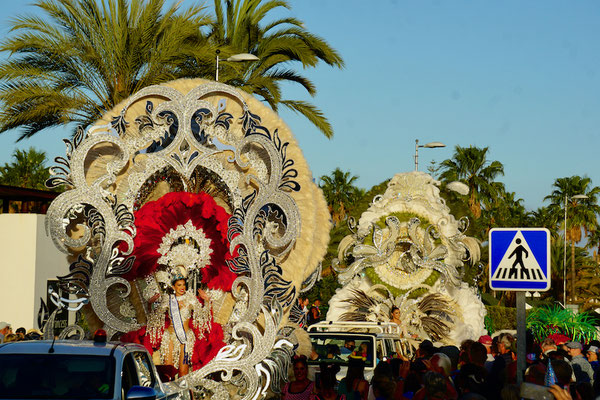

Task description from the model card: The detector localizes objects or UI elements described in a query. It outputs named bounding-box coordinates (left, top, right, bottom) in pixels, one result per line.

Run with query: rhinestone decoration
left=157, top=220, right=213, bottom=270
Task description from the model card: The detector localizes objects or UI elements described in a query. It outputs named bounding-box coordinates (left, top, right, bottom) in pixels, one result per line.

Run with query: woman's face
left=293, top=361, right=307, bottom=380
left=360, top=343, right=368, bottom=352
left=392, top=309, right=401, bottom=320
left=173, top=279, right=186, bottom=296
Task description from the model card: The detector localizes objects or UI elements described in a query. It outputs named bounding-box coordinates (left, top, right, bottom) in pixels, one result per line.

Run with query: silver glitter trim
left=45, top=82, right=300, bottom=399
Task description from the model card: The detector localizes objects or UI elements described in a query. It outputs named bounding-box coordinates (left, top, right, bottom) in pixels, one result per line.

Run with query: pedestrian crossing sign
left=489, top=228, right=551, bottom=291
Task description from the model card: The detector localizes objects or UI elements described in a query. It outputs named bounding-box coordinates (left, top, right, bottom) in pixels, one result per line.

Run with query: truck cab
left=0, top=340, right=187, bottom=400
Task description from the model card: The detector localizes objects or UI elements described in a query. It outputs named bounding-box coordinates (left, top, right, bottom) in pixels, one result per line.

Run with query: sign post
left=489, top=228, right=551, bottom=386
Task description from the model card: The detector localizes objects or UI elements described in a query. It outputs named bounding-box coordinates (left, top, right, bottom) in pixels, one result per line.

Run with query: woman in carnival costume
left=146, top=265, right=212, bottom=377
left=121, top=192, right=238, bottom=377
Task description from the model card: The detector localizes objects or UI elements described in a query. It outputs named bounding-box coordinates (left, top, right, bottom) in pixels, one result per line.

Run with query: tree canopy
left=0, top=0, right=213, bottom=140
left=438, top=145, right=504, bottom=219
left=207, top=0, right=344, bottom=137
left=0, top=147, right=50, bottom=190
left=0, top=0, right=344, bottom=140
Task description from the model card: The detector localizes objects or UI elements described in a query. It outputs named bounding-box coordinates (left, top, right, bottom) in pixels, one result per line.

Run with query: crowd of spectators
left=0, top=321, right=43, bottom=343
left=282, top=332, right=600, bottom=400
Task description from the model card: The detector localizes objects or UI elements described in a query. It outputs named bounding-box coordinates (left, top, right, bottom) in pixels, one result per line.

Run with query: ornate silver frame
left=45, top=82, right=301, bottom=399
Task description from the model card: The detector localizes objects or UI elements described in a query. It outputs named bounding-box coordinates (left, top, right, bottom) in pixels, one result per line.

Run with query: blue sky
left=1, top=1, right=599, bottom=210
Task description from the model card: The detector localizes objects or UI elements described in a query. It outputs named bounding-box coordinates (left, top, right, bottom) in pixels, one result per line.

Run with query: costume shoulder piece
left=44, top=79, right=331, bottom=399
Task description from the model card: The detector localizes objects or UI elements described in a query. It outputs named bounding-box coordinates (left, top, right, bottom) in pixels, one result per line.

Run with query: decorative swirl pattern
left=45, top=82, right=300, bottom=399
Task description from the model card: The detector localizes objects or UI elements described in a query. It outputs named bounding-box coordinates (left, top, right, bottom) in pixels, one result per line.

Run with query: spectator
left=485, top=333, right=515, bottom=400
left=3, top=333, right=19, bottom=343
left=15, top=327, right=26, bottom=340
left=326, top=344, right=341, bottom=360
left=541, top=337, right=558, bottom=361
left=455, top=362, right=487, bottom=398
left=282, top=356, right=315, bottom=400
left=25, top=329, right=42, bottom=341
left=586, top=345, right=599, bottom=375
left=0, top=321, right=12, bottom=343
left=338, top=358, right=369, bottom=400
left=368, top=361, right=394, bottom=400
left=524, top=362, right=546, bottom=385
left=413, top=371, right=453, bottom=400
left=370, top=374, right=395, bottom=400
left=469, top=342, right=488, bottom=368
left=566, top=341, right=594, bottom=384
left=307, top=300, right=322, bottom=326
left=313, top=363, right=343, bottom=400
left=458, top=340, right=475, bottom=368
left=478, top=335, right=494, bottom=363
left=417, top=340, right=436, bottom=361
left=341, top=340, right=356, bottom=357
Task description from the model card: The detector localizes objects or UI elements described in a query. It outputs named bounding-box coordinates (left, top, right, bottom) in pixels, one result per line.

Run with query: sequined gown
left=147, top=290, right=211, bottom=368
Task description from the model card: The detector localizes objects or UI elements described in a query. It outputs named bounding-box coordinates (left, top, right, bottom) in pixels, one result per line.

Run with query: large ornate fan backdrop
left=45, top=79, right=331, bottom=398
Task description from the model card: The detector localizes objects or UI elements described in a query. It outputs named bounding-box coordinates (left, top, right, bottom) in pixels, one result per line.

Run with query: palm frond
left=281, top=100, right=333, bottom=139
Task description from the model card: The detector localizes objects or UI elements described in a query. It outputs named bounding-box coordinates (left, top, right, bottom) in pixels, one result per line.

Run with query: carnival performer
left=146, top=266, right=212, bottom=377
left=390, top=306, right=401, bottom=326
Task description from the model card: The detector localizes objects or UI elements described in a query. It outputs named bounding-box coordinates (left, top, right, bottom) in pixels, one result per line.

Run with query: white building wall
left=0, top=214, right=69, bottom=330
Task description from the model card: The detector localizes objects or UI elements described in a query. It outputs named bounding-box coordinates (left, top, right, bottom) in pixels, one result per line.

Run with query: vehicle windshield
left=0, top=354, right=115, bottom=399
left=308, top=335, right=376, bottom=368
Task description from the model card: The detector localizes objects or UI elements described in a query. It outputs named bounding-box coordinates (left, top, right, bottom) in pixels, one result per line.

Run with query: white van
left=306, top=321, right=411, bottom=381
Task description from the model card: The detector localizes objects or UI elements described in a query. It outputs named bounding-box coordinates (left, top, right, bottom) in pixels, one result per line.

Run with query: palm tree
left=483, top=183, right=528, bottom=229
left=438, top=146, right=504, bottom=219
left=207, top=0, right=344, bottom=138
left=0, top=147, right=50, bottom=190
left=0, top=0, right=213, bottom=140
left=530, top=206, right=559, bottom=238
left=319, top=168, right=361, bottom=226
left=544, top=176, right=600, bottom=301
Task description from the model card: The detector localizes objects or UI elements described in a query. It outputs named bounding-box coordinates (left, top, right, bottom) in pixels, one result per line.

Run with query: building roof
left=0, top=185, right=59, bottom=201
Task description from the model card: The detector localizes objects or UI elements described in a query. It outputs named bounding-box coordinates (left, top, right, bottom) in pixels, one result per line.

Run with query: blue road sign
left=489, top=228, right=551, bottom=291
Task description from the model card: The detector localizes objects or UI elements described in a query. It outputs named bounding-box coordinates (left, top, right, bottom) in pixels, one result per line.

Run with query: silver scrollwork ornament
left=44, top=80, right=329, bottom=399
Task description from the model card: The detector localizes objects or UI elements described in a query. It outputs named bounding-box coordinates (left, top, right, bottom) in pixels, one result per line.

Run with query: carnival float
left=42, top=74, right=489, bottom=398
left=326, top=171, right=487, bottom=349
left=43, top=79, right=331, bottom=399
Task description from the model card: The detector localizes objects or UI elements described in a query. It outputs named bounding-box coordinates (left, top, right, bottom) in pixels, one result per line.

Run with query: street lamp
left=215, top=50, right=259, bottom=81
left=414, top=139, right=445, bottom=171
left=563, top=193, right=588, bottom=306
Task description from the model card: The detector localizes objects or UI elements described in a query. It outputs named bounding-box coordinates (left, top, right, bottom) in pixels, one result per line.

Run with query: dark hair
left=373, top=360, right=393, bottom=379
left=318, top=363, right=340, bottom=391
left=292, top=355, right=308, bottom=369
left=469, top=342, right=487, bottom=366
left=16, top=327, right=26, bottom=335
left=551, top=359, right=573, bottom=387
left=345, top=357, right=365, bottom=382
left=371, top=374, right=396, bottom=400
left=419, top=340, right=436, bottom=358
left=170, top=278, right=187, bottom=287
left=327, top=344, right=340, bottom=356
left=455, top=363, right=487, bottom=395
left=438, top=345, right=460, bottom=371
left=423, top=371, right=446, bottom=396
left=391, top=306, right=399, bottom=314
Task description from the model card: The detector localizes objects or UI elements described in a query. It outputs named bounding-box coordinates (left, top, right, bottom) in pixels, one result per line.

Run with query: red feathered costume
left=121, top=192, right=237, bottom=371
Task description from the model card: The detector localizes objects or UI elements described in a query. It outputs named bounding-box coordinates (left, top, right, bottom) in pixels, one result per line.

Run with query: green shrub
left=485, top=305, right=516, bottom=331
